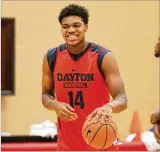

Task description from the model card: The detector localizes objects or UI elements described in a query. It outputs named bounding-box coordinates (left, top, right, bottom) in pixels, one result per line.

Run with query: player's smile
left=67, top=35, right=79, bottom=41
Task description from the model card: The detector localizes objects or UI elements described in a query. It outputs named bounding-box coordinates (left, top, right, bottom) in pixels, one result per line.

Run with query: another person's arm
left=150, top=111, right=160, bottom=144
left=151, top=36, right=160, bottom=144
left=153, top=121, right=160, bottom=144
left=150, top=111, right=160, bottom=124
left=154, top=36, right=160, bottom=57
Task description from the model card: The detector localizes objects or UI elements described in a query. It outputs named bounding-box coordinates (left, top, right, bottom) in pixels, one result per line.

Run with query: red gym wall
left=1, top=1, right=159, bottom=140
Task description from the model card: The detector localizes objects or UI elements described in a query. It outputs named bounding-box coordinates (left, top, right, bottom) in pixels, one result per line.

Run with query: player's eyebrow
left=73, top=22, right=82, bottom=24
left=62, top=22, right=82, bottom=26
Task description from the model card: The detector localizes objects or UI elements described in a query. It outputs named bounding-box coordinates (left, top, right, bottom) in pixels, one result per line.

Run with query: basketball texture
left=82, top=118, right=118, bottom=149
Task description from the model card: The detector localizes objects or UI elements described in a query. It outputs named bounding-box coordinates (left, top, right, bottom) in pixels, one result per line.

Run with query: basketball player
left=150, top=36, right=160, bottom=144
left=42, top=4, right=128, bottom=150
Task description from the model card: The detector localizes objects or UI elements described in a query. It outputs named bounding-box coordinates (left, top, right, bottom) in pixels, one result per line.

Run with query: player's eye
left=62, top=26, right=68, bottom=29
left=73, top=24, right=81, bottom=28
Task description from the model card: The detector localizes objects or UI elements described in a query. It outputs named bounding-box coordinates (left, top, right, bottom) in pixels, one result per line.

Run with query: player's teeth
left=69, top=36, right=76, bottom=38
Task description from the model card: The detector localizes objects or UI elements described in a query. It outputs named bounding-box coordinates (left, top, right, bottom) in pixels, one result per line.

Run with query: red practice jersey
left=47, top=42, right=111, bottom=150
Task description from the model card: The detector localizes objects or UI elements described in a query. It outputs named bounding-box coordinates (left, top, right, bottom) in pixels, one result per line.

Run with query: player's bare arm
left=87, top=52, right=127, bottom=122
left=102, top=52, right=127, bottom=113
left=42, top=53, right=78, bottom=121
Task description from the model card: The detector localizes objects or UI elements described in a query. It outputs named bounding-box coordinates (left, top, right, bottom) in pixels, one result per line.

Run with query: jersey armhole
left=47, top=48, right=57, bottom=72
left=98, top=48, right=111, bottom=77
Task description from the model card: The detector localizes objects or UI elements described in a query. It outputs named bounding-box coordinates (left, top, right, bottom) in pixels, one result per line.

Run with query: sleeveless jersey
left=47, top=43, right=111, bottom=150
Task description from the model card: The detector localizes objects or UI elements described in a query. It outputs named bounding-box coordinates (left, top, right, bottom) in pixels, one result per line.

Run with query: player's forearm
left=106, top=94, right=127, bottom=113
left=42, top=93, right=58, bottom=111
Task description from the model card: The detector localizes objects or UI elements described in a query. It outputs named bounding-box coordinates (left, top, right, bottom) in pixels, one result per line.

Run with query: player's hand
left=153, top=122, right=160, bottom=144
left=86, top=105, right=112, bottom=124
left=54, top=101, right=78, bottom=121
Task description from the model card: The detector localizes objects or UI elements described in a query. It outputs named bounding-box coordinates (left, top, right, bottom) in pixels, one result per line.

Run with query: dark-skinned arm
left=102, top=52, right=128, bottom=113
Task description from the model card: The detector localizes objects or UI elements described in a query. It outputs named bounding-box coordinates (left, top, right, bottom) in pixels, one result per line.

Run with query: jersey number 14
left=68, top=91, right=85, bottom=109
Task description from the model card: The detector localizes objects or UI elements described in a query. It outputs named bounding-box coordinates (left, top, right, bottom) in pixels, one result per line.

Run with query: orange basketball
left=82, top=118, right=118, bottom=149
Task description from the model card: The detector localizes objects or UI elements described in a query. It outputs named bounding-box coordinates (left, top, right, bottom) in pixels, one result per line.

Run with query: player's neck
left=67, top=39, right=89, bottom=54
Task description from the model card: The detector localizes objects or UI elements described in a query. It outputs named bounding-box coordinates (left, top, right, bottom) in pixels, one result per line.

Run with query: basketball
left=82, top=118, right=118, bottom=149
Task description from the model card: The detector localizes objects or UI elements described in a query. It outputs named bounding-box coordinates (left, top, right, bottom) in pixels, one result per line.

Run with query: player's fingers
left=59, top=111, right=68, bottom=118
left=61, top=117, right=77, bottom=121
left=106, top=114, right=112, bottom=122
left=86, top=111, right=95, bottom=119
left=59, top=117, right=71, bottom=122
left=59, top=115, right=70, bottom=121
left=63, top=108, right=78, bottom=118
left=59, top=113, right=77, bottom=121
left=59, top=111, right=72, bottom=119
left=100, top=113, right=109, bottom=123
left=87, top=109, right=98, bottom=121
left=65, top=104, right=75, bottom=111
left=67, top=117, right=77, bottom=121
left=94, top=111, right=102, bottom=123
left=100, top=112, right=112, bottom=124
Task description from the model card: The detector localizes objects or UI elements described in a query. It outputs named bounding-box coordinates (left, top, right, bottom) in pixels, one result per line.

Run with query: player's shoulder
left=46, top=43, right=66, bottom=72
left=90, top=42, right=111, bottom=54
left=47, top=43, right=66, bottom=58
left=47, top=43, right=66, bottom=54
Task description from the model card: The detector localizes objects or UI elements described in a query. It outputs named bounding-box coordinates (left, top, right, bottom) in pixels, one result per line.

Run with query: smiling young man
left=42, top=4, right=128, bottom=150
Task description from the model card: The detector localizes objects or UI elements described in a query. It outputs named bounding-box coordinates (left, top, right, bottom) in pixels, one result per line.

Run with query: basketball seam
left=101, top=125, right=108, bottom=149
left=106, top=124, right=117, bottom=139
left=82, top=121, right=101, bottom=134
left=89, top=124, right=106, bottom=146
left=102, top=124, right=117, bottom=149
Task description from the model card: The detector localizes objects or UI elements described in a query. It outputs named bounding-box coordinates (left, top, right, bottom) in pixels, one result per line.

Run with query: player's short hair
left=58, top=4, right=89, bottom=25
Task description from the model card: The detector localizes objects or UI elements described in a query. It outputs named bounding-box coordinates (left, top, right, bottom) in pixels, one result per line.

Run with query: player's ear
left=85, top=24, right=88, bottom=32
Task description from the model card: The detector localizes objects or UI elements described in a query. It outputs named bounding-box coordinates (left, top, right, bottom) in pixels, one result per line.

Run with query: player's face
left=61, top=16, right=88, bottom=46
left=154, top=36, right=160, bottom=58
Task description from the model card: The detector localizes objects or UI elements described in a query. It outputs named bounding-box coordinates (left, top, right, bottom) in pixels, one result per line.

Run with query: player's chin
left=66, top=40, right=81, bottom=46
